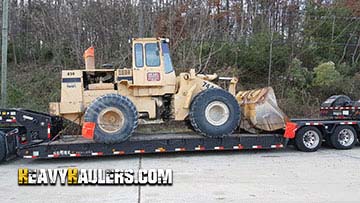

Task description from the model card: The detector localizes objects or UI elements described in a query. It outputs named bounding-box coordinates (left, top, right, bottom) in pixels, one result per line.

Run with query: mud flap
left=0, top=129, right=18, bottom=163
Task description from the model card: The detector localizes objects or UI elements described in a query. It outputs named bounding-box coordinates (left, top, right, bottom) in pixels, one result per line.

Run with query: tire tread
left=189, top=88, right=240, bottom=138
left=84, top=94, right=138, bottom=144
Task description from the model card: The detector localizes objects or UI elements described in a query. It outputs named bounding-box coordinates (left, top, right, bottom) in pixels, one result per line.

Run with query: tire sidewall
left=84, top=94, right=137, bottom=143
left=330, top=125, right=357, bottom=150
left=0, top=132, right=6, bottom=162
left=190, top=88, right=240, bottom=137
left=295, top=126, right=322, bottom=152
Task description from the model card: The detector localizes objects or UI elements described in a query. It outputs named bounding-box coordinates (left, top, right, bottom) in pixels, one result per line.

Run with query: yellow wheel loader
left=49, top=38, right=287, bottom=144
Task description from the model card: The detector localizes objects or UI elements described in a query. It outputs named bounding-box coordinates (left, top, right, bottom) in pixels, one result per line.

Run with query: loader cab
left=131, top=38, right=176, bottom=89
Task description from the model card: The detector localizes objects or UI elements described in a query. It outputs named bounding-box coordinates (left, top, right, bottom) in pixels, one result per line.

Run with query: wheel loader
left=49, top=37, right=287, bottom=144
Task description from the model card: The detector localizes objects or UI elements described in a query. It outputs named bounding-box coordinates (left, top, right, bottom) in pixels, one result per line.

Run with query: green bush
left=312, top=61, right=342, bottom=87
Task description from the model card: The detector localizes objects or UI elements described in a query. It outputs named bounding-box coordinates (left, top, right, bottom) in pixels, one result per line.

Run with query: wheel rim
left=302, top=130, right=320, bottom=149
left=205, top=101, right=230, bottom=126
left=97, top=107, right=125, bottom=133
left=337, top=129, right=355, bottom=147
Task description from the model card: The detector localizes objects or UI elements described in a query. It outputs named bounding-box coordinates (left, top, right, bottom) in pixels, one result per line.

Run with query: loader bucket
left=236, top=87, right=288, bottom=133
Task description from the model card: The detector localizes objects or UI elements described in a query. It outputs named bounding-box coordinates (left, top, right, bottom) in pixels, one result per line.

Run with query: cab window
left=161, top=42, right=174, bottom=73
left=134, top=43, right=144, bottom=68
left=145, top=43, right=160, bottom=67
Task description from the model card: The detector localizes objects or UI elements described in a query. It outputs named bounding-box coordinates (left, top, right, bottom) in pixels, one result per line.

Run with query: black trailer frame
left=1, top=109, right=360, bottom=163
left=291, top=118, right=360, bottom=139
left=18, top=133, right=286, bottom=160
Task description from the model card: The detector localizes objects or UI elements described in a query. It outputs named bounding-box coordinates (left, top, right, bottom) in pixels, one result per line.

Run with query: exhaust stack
left=83, top=46, right=95, bottom=70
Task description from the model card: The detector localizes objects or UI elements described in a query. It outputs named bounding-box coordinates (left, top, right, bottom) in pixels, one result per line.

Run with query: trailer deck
left=1, top=108, right=360, bottom=163
left=18, top=132, right=285, bottom=160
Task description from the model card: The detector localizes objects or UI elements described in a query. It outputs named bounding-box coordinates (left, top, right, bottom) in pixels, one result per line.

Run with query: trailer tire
left=189, top=88, right=240, bottom=138
left=0, top=131, right=6, bottom=162
left=330, top=125, right=357, bottom=150
left=84, top=94, right=138, bottom=144
left=295, top=126, right=322, bottom=152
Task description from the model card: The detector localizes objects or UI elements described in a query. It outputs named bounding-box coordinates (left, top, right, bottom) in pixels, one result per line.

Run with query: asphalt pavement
left=1, top=146, right=360, bottom=202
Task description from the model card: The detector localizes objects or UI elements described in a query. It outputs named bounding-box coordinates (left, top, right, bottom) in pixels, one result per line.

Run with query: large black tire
left=84, top=94, right=138, bottom=144
left=294, top=126, right=322, bottom=152
left=0, top=131, right=6, bottom=163
left=189, top=88, right=240, bottom=138
left=330, top=125, right=357, bottom=150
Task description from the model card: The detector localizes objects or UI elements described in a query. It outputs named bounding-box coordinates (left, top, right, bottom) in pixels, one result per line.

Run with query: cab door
left=132, top=41, right=164, bottom=86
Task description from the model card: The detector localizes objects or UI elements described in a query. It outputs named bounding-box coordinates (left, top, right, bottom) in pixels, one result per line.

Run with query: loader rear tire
left=0, top=131, right=6, bottom=163
left=84, top=94, right=138, bottom=144
left=189, top=88, right=240, bottom=138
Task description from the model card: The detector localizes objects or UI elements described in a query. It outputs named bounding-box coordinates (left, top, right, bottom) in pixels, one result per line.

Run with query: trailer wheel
left=295, top=126, right=322, bottom=152
left=0, top=131, right=6, bottom=163
left=84, top=94, right=138, bottom=144
left=189, top=88, right=240, bottom=138
left=330, top=126, right=357, bottom=150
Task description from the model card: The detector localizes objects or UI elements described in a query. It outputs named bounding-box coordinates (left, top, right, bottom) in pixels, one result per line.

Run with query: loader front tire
left=84, top=94, right=138, bottom=144
left=189, top=88, right=240, bottom=138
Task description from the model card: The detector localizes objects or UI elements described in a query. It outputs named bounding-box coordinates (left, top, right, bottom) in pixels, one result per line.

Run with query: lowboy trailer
left=1, top=103, right=360, bottom=163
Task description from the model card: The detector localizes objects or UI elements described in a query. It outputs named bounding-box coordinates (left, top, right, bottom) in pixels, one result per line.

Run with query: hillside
left=1, top=0, right=360, bottom=118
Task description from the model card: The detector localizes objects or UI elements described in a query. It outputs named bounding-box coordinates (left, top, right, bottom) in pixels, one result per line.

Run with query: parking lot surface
left=1, top=146, right=360, bottom=202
